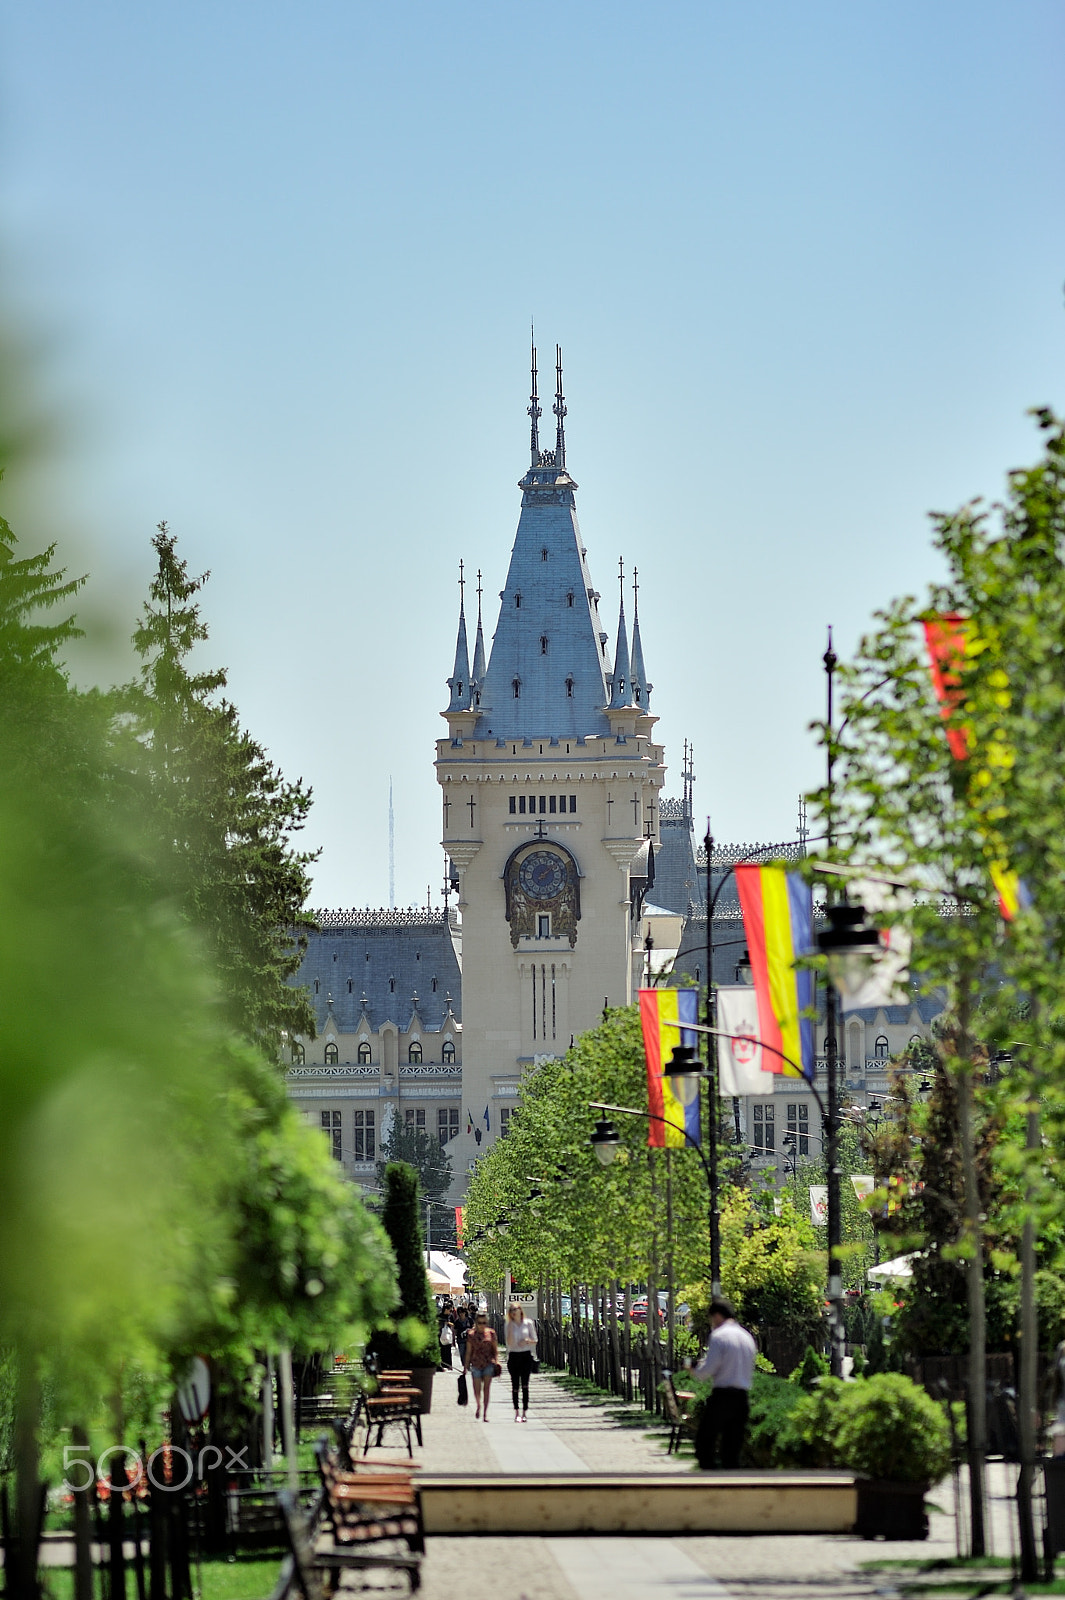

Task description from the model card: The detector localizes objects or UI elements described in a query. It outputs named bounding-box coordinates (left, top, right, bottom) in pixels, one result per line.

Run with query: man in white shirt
left=692, top=1298, right=757, bottom=1469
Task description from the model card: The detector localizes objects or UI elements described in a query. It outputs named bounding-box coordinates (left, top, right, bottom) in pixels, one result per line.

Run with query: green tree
left=371, top=1163, right=436, bottom=1367
left=376, top=1119, right=452, bottom=1210
left=806, top=409, right=1065, bottom=1559
left=120, top=524, right=317, bottom=1047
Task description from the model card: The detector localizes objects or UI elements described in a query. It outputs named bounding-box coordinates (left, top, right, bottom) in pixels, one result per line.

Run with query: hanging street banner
left=838, top=878, right=912, bottom=1013
left=639, top=987, right=701, bottom=1149
left=716, top=985, right=773, bottom=1094
left=809, top=1186, right=829, bottom=1226
left=734, top=866, right=815, bottom=1081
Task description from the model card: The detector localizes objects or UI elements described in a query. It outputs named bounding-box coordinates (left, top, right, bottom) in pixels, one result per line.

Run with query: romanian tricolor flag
left=639, top=987, right=701, bottom=1149
left=734, top=867, right=815, bottom=1081
left=922, top=614, right=1030, bottom=921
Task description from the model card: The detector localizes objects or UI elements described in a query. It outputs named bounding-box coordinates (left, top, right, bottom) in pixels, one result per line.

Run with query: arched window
left=540, top=636, right=548, bottom=655
left=291, top=1042, right=305, bottom=1065
left=442, top=1039, right=456, bottom=1064
left=324, top=1043, right=339, bottom=1065
left=909, top=1034, right=923, bottom=1046
left=874, top=1036, right=889, bottom=1059
left=314, top=979, right=320, bottom=994
left=515, top=592, right=522, bottom=608
left=512, top=678, right=521, bottom=699
left=431, top=976, right=438, bottom=992
left=566, top=591, right=574, bottom=607
left=408, top=1041, right=422, bottom=1064
left=389, top=976, right=395, bottom=992
left=565, top=676, right=574, bottom=698
left=541, top=547, right=549, bottom=561
left=357, top=1040, right=371, bottom=1064
left=347, top=979, right=353, bottom=993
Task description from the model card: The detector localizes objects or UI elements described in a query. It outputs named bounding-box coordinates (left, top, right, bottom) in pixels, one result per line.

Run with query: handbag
left=439, top=1324, right=454, bottom=1347
left=492, top=1361, right=503, bottom=1378
left=457, top=1372, right=469, bottom=1406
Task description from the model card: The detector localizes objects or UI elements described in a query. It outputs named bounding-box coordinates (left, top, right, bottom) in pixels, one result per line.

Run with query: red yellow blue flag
left=639, top=987, right=701, bottom=1149
left=735, top=866, right=815, bottom=1081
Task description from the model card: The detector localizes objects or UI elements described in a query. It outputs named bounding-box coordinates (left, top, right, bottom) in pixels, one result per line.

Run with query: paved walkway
left=409, top=1365, right=1027, bottom=1600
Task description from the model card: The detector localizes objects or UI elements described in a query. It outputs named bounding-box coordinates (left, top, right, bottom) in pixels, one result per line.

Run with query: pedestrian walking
left=454, top=1306, right=471, bottom=1366
left=438, top=1308, right=456, bottom=1370
left=692, top=1298, right=757, bottom=1469
left=463, top=1311, right=500, bottom=1421
left=505, top=1302, right=538, bottom=1422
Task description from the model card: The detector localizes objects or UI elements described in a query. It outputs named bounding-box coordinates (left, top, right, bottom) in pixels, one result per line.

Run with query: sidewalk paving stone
left=386, top=1368, right=1030, bottom=1600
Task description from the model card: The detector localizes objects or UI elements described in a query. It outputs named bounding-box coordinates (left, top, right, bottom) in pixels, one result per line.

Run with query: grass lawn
left=40, top=1556, right=283, bottom=1600
left=859, top=1555, right=1065, bottom=1596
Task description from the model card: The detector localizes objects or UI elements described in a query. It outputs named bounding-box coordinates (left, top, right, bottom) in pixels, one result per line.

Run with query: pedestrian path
left=415, top=1366, right=1014, bottom=1600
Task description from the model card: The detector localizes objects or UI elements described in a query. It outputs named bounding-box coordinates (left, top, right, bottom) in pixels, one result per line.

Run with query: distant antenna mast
left=389, top=779, right=396, bottom=908
left=682, top=739, right=695, bottom=822
left=797, top=792, right=809, bottom=850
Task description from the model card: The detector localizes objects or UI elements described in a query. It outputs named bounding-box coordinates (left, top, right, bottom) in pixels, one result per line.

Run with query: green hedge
left=730, top=1371, right=951, bottom=1482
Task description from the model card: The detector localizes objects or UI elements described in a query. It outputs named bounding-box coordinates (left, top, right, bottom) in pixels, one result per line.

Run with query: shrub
left=741, top=1373, right=807, bottom=1467
left=789, top=1345, right=830, bottom=1391
left=783, top=1376, right=847, bottom=1466
left=831, top=1373, right=951, bottom=1484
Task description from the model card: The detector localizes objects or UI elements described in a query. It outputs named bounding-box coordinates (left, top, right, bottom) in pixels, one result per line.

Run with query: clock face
left=518, top=850, right=566, bottom=901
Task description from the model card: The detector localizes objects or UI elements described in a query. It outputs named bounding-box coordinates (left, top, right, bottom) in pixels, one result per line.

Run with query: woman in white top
left=505, top=1302, right=538, bottom=1422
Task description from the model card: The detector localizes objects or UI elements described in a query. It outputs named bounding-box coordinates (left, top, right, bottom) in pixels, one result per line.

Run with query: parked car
left=630, top=1295, right=665, bottom=1325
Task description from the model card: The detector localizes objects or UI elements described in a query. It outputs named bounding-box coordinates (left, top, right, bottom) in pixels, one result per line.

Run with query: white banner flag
left=809, top=1185, right=829, bottom=1226
left=850, top=1174, right=875, bottom=1206
left=716, top=987, right=774, bottom=1094
left=838, top=878, right=912, bottom=1013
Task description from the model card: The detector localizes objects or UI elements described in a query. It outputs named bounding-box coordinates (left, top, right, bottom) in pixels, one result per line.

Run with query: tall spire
left=609, top=557, right=634, bottom=708
left=470, top=566, right=486, bottom=701
left=553, top=345, right=566, bottom=468
left=528, top=327, right=541, bottom=467
left=630, top=564, right=650, bottom=708
left=447, top=560, right=471, bottom=711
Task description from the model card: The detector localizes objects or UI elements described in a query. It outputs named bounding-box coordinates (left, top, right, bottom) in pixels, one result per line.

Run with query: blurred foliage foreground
left=0, top=498, right=398, bottom=1570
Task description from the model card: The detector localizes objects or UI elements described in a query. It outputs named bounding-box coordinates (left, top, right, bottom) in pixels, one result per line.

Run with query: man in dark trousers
left=692, top=1298, right=757, bottom=1469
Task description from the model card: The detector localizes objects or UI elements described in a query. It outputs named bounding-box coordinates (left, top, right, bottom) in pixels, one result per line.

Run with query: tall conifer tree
left=122, top=524, right=317, bottom=1047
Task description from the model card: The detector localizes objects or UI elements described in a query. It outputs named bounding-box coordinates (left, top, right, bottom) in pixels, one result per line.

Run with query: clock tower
left=436, top=343, right=666, bottom=1189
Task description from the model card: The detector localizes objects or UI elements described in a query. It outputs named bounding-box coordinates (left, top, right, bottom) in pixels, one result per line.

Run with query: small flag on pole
left=639, top=987, right=701, bottom=1148
left=735, top=866, right=814, bottom=1080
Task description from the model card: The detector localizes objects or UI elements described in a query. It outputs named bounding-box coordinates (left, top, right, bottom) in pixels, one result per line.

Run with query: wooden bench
left=660, top=1374, right=697, bottom=1457
left=314, top=1441, right=424, bottom=1556
left=276, top=1474, right=421, bottom=1596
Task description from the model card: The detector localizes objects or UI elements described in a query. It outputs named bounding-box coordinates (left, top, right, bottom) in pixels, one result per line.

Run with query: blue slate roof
left=653, top=800, right=702, bottom=914
left=469, top=447, right=613, bottom=740
left=290, top=911, right=462, bottom=1033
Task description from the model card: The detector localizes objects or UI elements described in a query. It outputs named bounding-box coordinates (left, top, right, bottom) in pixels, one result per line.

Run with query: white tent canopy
left=426, top=1250, right=467, bottom=1292
left=867, top=1252, right=916, bottom=1281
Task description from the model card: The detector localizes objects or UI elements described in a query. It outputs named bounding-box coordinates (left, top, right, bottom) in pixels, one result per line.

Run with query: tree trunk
left=72, top=1424, right=93, bottom=1600
left=1016, top=1093, right=1040, bottom=1583
left=14, top=1344, right=42, bottom=1600
left=956, top=984, right=987, bottom=1558
left=608, top=1279, right=621, bottom=1395
left=665, top=1149, right=676, bottom=1368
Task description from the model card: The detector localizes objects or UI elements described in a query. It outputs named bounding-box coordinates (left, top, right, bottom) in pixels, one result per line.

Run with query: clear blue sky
left=2, top=2, right=1063, bottom=907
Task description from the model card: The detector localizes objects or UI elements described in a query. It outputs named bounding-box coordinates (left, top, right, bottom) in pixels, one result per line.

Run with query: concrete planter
left=854, top=1478, right=929, bottom=1541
